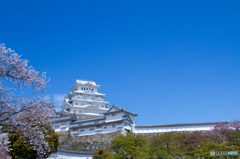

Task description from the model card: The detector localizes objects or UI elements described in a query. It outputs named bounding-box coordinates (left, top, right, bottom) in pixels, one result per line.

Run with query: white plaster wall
left=53, top=123, right=61, bottom=132
left=72, top=100, right=106, bottom=107
left=80, top=120, right=105, bottom=126
left=85, top=96, right=94, bottom=100
left=124, top=113, right=135, bottom=122
left=131, top=123, right=136, bottom=133
left=70, top=122, right=123, bottom=136
left=69, top=107, right=104, bottom=116
left=135, top=124, right=215, bottom=133
left=76, top=86, right=98, bottom=92
left=71, top=94, right=77, bottom=98
left=53, top=122, right=70, bottom=132
left=55, top=121, right=216, bottom=134
left=95, top=87, right=98, bottom=92
left=47, top=152, right=92, bottom=159
left=105, top=112, right=123, bottom=121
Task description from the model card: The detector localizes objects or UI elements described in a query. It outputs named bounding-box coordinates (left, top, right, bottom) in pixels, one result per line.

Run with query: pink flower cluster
left=0, top=133, right=10, bottom=159
left=210, top=120, right=240, bottom=139
left=0, top=44, right=54, bottom=158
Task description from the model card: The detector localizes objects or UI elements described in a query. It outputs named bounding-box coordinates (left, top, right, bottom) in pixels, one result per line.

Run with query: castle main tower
left=61, top=78, right=110, bottom=119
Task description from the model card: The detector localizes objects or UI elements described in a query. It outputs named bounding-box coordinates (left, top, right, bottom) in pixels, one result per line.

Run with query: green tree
left=173, top=132, right=204, bottom=158
left=149, top=132, right=204, bottom=158
left=93, top=147, right=113, bottom=159
left=194, top=137, right=239, bottom=158
left=149, top=132, right=177, bottom=158
left=111, top=134, right=149, bottom=159
left=227, top=130, right=240, bottom=147
left=7, top=122, right=59, bottom=159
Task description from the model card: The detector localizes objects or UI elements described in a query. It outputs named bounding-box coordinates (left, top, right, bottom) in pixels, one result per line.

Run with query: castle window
left=112, top=113, right=115, bottom=117
left=92, top=89, right=93, bottom=91
left=80, top=129, right=84, bottom=132
left=75, top=103, right=78, bottom=105
left=78, top=123, right=82, bottom=126
left=87, top=88, right=88, bottom=90
left=61, top=122, right=66, bottom=126
left=55, top=125, right=59, bottom=129
left=90, top=128, right=94, bottom=131
left=112, top=124, right=116, bottom=128
left=84, top=88, right=85, bottom=90
left=104, top=126, right=107, bottom=129
left=94, top=121, right=99, bottom=124
left=79, top=110, right=82, bottom=113
left=91, top=98, right=94, bottom=100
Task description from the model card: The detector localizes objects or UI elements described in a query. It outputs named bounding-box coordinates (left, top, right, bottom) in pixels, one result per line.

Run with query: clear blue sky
left=1, top=0, right=240, bottom=125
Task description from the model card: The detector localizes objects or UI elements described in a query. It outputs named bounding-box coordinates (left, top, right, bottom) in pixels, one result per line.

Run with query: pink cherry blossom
left=211, top=122, right=234, bottom=138
left=0, top=132, right=10, bottom=159
left=210, top=120, right=240, bottom=140
left=0, top=43, right=54, bottom=158
left=229, top=120, right=240, bottom=131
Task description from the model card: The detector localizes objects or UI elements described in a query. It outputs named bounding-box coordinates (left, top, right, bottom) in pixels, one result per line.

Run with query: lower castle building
left=54, top=104, right=137, bottom=136
left=53, top=79, right=222, bottom=136
left=53, top=104, right=221, bottom=136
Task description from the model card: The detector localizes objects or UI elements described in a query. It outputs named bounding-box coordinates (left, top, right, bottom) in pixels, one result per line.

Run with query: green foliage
left=110, top=131, right=240, bottom=159
left=7, top=133, right=35, bottom=159
left=149, top=132, right=175, bottom=158
left=194, top=138, right=240, bottom=158
left=227, top=130, right=240, bottom=147
left=44, top=126, right=59, bottom=154
left=93, top=147, right=113, bottom=159
left=7, top=123, right=59, bottom=159
left=148, top=132, right=203, bottom=158
left=111, top=134, right=149, bottom=159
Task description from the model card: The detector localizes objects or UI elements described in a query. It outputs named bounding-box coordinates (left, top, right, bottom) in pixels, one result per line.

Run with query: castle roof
left=104, top=104, right=138, bottom=116
left=70, top=79, right=101, bottom=90
left=54, top=115, right=75, bottom=122
left=69, top=116, right=106, bottom=124
left=69, top=91, right=106, bottom=97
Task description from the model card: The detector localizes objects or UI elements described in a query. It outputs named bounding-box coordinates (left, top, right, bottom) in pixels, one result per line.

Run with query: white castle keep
left=61, top=78, right=110, bottom=119
left=53, top=78, right=222, bottom=137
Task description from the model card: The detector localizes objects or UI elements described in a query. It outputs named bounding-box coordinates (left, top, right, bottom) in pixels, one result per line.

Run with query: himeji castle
left=61, top=78, right=110, bottom=119
left=53, top=78, right=223, bottom=137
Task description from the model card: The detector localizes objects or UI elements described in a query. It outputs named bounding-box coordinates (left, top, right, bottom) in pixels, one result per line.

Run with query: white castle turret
left=61, top=78, right=110, bottom=119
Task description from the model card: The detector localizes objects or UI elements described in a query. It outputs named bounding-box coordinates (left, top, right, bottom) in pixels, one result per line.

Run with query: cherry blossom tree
left=210, top=120, right=240, bottom=140
left=0, top=43, right=54, bottom=158
left=229, top=120, right=240, bottom=131
left=211, top=122, right=234, bottom=138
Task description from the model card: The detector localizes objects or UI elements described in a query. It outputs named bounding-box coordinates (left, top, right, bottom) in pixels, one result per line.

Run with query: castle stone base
left=57, top=130, right=122, bottom=152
